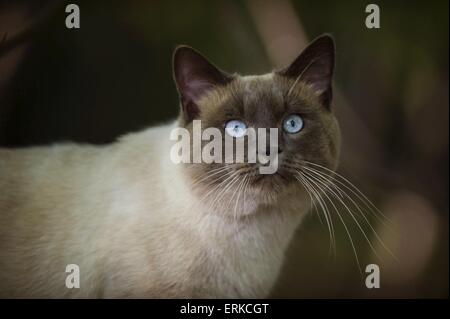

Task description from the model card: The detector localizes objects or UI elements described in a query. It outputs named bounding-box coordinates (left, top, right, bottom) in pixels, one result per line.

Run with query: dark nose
left=263, top=147, right=282, bottom=156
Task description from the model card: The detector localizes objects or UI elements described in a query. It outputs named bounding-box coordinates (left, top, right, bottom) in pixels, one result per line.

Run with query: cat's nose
left=263, top=146, right=282, bottom=156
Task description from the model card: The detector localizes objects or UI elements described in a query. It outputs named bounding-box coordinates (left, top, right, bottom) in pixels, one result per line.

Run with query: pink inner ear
left=183, top=78, right=215, bottom=102
left=279, top=36, right=334, bottom=103
left=174, top=46, right=233, bottom=116
left=305, top=61, right=332, bottom=93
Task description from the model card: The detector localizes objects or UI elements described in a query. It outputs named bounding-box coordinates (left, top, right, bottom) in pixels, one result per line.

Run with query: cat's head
left=172, top=35, right=340, bottom=214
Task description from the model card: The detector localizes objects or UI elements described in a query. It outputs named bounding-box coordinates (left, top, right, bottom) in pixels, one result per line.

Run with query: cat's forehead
left=229, top=73, right=287, bottom=121
left=238, top=73, right=284, bottom=104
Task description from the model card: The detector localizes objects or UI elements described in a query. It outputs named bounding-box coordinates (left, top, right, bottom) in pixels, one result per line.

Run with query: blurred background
left=0, top=0, right=448, bottom=298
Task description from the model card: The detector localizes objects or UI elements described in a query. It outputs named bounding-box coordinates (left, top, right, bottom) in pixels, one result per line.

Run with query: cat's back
left=0, top=143, right=106, bottom=208
left=0, top=120, right=176, bottom=223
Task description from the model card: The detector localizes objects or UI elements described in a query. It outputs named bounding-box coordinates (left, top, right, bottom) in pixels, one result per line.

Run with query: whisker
left=210, top=173, right=242, bottom=213
left=302, top=166, right=397, bottom=261
left=233, top=174, right=248, bottom=218
left=296, top=173, right=336, bottom=256
left=190, top=166, right=231, bottom=188
left=302, top=169, right=383, bottom=263
left=296, top=173, right=324, bottom=225
left=200, top=170, right=240, bottom=211
left=300, top=160, right=394, bottom=227
left=299, top=170, right=363, bottom=274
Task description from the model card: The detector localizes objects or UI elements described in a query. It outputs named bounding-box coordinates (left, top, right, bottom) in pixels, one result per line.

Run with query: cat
left=0, top=34, right=340, bottom=298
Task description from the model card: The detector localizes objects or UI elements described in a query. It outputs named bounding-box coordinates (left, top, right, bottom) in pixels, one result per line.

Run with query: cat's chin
left=251, top=172, right=293, bottom=194
left=209, top=187, right=284, bottom=217
left=226, top=187, right=297, bottom=217
left=239, top=176, right=297, bottom=212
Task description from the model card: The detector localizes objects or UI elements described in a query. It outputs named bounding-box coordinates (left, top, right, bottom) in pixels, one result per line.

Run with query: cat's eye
left=225, top=120, right=247, bottom=138
left=283, top=114, right=304, bottom=134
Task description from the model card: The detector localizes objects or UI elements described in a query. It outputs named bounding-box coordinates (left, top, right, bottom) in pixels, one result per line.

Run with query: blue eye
left=283, top=114, right=304, bottom=134
left=225, top=120, right=247, bottom=138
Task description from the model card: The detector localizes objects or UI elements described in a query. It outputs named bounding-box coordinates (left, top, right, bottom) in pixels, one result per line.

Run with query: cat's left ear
left=277, top=34, right=335, bottom=107
left=173, top=46, right=234, bottom=122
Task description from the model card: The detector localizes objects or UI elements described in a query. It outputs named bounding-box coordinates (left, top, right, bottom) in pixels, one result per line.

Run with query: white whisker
left=296, top=173, right=336, bottom=256
left=302, top=166, right=397, bottom=261
left=300, top=160, right=394, bottom=228
left=299, top=170, right=362, bottom=274
left=302, top=169, right=382, bottom=263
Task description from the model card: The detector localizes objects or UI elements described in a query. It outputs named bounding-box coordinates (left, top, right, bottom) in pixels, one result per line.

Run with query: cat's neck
left=171, top=167, right=307, bottom=259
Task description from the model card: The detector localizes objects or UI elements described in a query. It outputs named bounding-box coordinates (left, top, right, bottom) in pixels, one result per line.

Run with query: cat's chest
left=192, top=214, right=299, bottom=298
left=211, top=243, right=284, bottom=298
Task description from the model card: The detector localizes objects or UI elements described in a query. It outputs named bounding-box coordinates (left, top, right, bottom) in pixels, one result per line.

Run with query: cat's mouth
left=246, top=167, right=295, bottom=189
left=236, top=168, right=298, bottom=205
left=252, top=170, right=288, bottom=182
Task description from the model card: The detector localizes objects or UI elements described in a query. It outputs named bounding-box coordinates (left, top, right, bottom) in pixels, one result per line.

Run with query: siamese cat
left=0, top=35, right=340, bottom=298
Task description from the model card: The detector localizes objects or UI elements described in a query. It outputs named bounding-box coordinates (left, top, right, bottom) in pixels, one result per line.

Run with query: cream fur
left=0, top=120, right=309, bottom=298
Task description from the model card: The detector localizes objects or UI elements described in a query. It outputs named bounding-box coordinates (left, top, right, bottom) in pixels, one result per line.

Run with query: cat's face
left=173, top=35, right=340, bottom=213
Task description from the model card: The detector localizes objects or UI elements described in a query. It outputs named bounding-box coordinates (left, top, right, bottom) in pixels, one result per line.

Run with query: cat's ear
left=278, top=34, right=335, bottom=107
left=173, top=46, right=233, bottom=122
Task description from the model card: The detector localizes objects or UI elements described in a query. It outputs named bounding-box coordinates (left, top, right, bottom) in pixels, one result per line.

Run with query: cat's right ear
left=173, top=46, right=233, bottom=122
left=277, top=35, right=335, bottom=108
